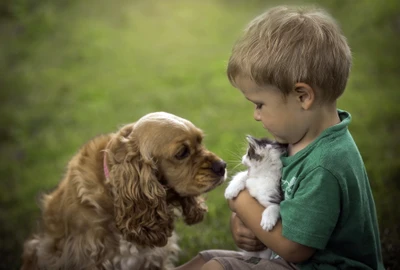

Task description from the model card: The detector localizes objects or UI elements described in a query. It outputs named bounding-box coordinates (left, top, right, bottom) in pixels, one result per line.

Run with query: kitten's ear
left=246, top=135, right=257, bottom=146
left=246, top=135, right=258, bottom=158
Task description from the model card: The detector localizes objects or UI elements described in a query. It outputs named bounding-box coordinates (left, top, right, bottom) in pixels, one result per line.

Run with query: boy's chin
left=271, top=136, right=287, bottom=144
left=266, top=130, right=288, bottom=144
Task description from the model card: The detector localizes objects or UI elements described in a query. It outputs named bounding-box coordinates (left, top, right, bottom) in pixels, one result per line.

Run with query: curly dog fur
left=21, top=112, right=226, bottom=270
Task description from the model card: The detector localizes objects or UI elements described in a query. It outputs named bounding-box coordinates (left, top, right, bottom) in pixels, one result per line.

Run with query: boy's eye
left=255, top=103, right=263, bottom=110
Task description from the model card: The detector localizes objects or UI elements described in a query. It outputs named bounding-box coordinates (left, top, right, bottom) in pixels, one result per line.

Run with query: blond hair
left=227, top=5, right=352, bottom=103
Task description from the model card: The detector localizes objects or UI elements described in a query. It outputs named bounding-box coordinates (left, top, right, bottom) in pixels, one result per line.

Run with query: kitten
left=225, top=135, right=287, bottom=258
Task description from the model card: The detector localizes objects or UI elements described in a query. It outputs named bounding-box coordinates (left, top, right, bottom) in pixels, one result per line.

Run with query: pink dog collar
left=103, top=153, right=110, bottom=178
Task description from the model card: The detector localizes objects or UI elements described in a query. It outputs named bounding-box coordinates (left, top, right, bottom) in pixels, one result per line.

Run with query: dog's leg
left=20, top=236, right=40, bottom=270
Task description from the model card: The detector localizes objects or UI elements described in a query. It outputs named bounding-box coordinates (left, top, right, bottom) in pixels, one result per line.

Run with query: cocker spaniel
left=21, top=112, right=227, bottom=270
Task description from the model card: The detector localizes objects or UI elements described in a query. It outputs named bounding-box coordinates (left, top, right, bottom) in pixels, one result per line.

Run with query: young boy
left=175, top=5, right=385, bottom=270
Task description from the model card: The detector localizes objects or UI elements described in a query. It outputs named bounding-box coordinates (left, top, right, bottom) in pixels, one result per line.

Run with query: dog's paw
left=260, top=205, right=280, bottom=231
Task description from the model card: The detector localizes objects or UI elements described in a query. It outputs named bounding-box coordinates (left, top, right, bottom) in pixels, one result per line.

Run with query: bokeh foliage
left=0, top=0, right=399, bottom=269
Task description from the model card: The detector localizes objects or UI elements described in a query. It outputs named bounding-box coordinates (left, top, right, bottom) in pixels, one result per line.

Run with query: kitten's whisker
left=226, top=150, right=242, bottom=158
left=226, top=159, right=241, bottom=165
left=231, top=163, right=244, bottom=172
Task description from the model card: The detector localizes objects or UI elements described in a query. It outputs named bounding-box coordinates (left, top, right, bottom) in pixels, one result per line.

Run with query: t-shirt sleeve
left=280, top=166, right=340, bottom=250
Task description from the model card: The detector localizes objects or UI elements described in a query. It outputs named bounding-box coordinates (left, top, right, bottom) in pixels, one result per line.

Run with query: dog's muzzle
left=211, top=160, right=227, bottom=177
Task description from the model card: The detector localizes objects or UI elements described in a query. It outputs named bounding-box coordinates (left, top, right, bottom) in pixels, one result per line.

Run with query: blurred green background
left=0, top=0, right=399, bottom=269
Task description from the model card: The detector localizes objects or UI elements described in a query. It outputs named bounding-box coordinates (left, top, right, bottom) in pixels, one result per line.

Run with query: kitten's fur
left=225, top=135, right=287, bottom=258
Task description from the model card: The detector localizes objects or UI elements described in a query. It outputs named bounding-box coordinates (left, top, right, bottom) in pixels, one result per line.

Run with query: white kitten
left=225, top=135, right=286, bottom=259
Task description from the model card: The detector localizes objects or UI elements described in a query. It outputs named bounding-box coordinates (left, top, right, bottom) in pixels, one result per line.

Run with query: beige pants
left=200, top=249, right=299, bottom=270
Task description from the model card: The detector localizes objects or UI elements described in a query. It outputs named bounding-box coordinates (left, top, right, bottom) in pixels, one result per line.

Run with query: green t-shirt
left=280, top=110, right=384, bottom=270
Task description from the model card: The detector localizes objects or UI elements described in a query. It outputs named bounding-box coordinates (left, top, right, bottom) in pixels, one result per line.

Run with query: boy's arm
left=230, top=212, right=266, bottom=251
left=229, top=189, right=315, bottom=263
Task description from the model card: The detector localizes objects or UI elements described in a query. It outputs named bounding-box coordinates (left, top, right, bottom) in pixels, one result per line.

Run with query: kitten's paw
left=224, top=185, right=241, bottom=199
left=225, top=171, right=248, bottom=199
left=260, top=217, right=277, bottom=231
left=260, top=205, right=280, bottom=231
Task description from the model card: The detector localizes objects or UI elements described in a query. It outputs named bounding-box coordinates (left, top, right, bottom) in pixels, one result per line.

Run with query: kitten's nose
left=211, top=160, right=227, bottom=176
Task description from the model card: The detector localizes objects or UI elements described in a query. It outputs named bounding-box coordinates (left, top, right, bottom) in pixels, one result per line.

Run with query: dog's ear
left=107, top=126, right=174, bottom=248
left=179, top=196, right=207, bottom=225
left=107, top=124, right=136, bottom=163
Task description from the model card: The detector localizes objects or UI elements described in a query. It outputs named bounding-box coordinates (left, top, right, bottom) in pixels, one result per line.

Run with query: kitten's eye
left=175, top=145, right=190, bottom=160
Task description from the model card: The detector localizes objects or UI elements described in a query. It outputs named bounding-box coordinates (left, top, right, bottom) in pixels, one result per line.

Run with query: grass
left=0, top=0, right=399, bottom=269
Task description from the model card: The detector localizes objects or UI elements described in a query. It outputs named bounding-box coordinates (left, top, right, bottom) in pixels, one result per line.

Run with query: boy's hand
left=230, top=212, right=266, bottom=251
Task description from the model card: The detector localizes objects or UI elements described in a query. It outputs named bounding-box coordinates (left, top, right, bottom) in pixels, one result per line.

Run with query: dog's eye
left=175, top=145, right=190, bottom=160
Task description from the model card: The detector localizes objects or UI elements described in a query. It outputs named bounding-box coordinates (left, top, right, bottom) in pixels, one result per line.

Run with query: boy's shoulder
left=282, top=110, right=366, bottom=183
left=312, top=126, right=361, bottom=168
left=311, top=111, right=364, bottom=175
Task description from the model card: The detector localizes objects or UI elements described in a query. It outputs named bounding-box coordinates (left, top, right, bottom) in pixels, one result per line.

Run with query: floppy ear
left=107, top=125, right=174, bottom=248
left=179, top=196, right=207, bottom=225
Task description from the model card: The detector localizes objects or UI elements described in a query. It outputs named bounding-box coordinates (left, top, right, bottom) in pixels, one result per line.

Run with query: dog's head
left=104, top=112, right=226, bottom=247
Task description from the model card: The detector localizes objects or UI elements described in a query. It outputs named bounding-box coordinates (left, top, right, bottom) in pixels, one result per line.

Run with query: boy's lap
left=199, top=249, right=298, bottom=270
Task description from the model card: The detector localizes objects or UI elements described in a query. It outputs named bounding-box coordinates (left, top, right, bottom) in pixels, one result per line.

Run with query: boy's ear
left=294, top=82, right=315, bottom=110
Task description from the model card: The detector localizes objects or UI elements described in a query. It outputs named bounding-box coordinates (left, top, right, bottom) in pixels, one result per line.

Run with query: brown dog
left=21, top=112, right=226, bottom=270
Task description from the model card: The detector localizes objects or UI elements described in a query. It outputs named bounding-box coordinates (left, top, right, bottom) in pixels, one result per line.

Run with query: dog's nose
left=211, top=160, right=227, bottom=176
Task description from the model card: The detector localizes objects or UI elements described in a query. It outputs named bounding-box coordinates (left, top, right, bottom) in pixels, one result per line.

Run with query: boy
left=175, top=5, right=384, bottom=270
